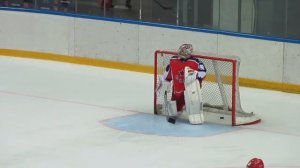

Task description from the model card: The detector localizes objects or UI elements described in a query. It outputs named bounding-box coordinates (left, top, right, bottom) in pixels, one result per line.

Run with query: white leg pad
left=166, top=100, right=178, bottom=116
left=163, top=90, right=178, bottom=116
left=184, top=67, right=204, bottom=125
left=188, top=113, right=204, bottom=125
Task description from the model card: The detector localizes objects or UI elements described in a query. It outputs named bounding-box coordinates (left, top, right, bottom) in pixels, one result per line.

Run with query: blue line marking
left=103, top=113, right=241, bottom=137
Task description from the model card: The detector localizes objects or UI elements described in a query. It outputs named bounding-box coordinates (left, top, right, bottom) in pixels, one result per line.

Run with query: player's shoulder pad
left=191, top=57, right=206, bottom=64
left=187, top=57, right=200, bottom=63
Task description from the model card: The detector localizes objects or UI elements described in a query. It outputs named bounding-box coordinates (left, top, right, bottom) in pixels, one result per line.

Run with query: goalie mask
left=178, top=44, right=193, bottom=59
left=247, top=158, right=264, bottom=168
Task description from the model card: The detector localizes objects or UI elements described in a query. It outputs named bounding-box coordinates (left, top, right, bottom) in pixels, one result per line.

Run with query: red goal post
left=154, top=50, right=261, bottom=126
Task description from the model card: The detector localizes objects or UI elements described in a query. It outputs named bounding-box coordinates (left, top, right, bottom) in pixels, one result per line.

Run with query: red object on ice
left=247, top=158, right=264, bottom=168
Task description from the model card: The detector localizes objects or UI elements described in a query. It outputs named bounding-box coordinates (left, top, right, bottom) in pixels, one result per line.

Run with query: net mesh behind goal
left=154, top=50, right=261, bottom=126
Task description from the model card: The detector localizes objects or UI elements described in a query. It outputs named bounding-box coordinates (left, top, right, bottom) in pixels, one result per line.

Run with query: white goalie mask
left=178, top=44, right=193, bottom=59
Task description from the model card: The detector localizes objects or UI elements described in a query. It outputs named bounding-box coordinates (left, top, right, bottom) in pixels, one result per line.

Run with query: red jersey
left=163, top=56, right=206, bottom=93
left=162, top=56, right=206, bottom=111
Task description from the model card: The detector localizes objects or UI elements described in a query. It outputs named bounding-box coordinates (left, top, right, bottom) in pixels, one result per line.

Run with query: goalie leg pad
left=163, top=90, right=179, bottom=124
left=167, top=100, right=178, bottom=116
left=163, top=89, right=177, bottom=116
left=188, top=113, right=204, bottom=125
left=184, top=89, right=204, bottom=124
left=184, top=68, right=204, bottom=125
left=164, top=101, right=178, bottom=124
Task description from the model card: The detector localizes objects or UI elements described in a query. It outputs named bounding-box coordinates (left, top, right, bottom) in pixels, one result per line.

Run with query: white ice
left=0, top=56, right=300, bottom=168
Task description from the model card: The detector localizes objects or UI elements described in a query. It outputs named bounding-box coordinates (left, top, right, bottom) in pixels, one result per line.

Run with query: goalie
left=162, top=44, right=207, bottom=124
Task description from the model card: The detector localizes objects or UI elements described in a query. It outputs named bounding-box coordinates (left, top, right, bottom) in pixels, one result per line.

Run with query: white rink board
left=217, top=34, right=284, bottom=82
left=74, top=17, right=139, bottom=63
left=0, top=9, right=300, bottom=85
left=283, top=43, right=300, bottom=84
left=0, top=11, right=74, bottom=55
left=138, top=25, right=218, bottom=65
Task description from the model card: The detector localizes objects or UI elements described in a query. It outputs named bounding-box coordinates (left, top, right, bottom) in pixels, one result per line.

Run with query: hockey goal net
left=154, top=50, right=261, bottom=126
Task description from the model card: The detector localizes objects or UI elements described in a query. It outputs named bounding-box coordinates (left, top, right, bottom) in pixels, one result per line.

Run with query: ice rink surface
left=0, top=55, right=300, bottom=168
